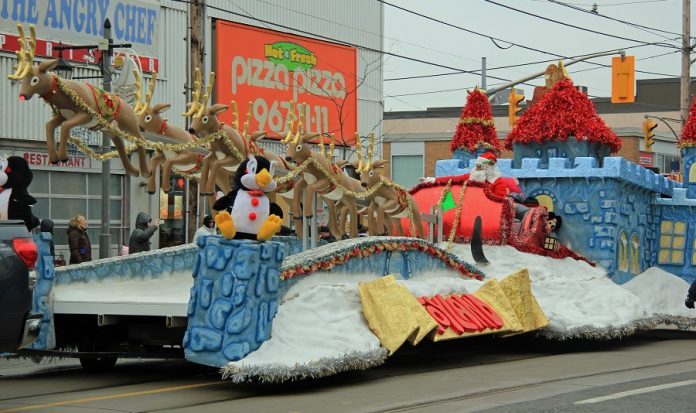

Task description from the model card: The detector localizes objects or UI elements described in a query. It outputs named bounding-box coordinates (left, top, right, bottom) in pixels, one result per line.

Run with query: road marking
left=575, top=379, right=696, bottom=404
left=0, top=381, right=223, bottom=412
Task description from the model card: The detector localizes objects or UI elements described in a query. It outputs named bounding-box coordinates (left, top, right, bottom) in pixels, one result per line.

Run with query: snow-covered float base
left=222, top=243, right=696, bottom=383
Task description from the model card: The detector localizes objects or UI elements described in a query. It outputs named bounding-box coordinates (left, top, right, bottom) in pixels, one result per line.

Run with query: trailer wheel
left=78, top=332, right=118, bottom=373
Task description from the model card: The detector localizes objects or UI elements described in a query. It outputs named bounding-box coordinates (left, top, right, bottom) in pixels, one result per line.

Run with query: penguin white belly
left=0, top=188, right=11, bottom=220
left=231, top=190, right=270, bottom=235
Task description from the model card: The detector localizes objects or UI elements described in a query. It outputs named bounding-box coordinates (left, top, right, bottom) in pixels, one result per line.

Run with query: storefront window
left=159, top=174, right=187, bottom=248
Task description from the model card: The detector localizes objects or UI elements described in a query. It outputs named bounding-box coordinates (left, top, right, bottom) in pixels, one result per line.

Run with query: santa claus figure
left=434, top=151, right=521, bottom=198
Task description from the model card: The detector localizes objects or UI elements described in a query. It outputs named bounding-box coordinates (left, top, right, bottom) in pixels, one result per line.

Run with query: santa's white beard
left=469, top=168, right=486, bottom=182
left=485, top=168, right=501, bottom=183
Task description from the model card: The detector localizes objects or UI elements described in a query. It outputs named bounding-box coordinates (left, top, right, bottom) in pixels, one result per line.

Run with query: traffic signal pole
left=485, top=49, right=626, bottom=98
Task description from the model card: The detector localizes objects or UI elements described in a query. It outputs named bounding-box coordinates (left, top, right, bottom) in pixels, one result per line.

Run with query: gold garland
left=66, top=136, right=137, bottom=160
left=447, top=181, right=467, bottom=251
left=54, top=77, right=224, bottom=153
left=459, top=117, right=494, bottom=126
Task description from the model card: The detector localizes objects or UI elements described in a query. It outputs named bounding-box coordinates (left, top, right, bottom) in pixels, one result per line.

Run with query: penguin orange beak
left=256, top=168, right=272, bottom=188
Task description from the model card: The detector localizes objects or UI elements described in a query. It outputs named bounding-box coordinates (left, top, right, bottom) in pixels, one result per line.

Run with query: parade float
left=4, top=25, right=696, bottom=383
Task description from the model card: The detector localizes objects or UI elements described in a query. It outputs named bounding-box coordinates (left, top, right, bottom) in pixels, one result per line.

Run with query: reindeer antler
left=327, top=133, right=335, bottom=160
left=241, top=100, right=252, bottom=137
left=230, top=100, right=239, bottom=130
left=280, top=101, right=296, bottom=144
left=137, top=71, right=157, bottom=115
left=132, top=70, right=144, bottom=113
left=366, top=132, right=375, bottom=171
left=182, top=68, right=202, bottom=117
left=194, top=72, right=215, bottom=119
left=8, top=24, right=36, bottom=80
left=293, top=103, right=306, bottom=144
left=355, top=132, right=364, bottom=172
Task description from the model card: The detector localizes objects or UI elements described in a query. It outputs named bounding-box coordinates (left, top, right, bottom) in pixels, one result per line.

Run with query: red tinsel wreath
left=450, top=89, right=502, bottom=153
left=678, top=97, right=696, bottom=148
left=504, top=79, right=622, bottom=153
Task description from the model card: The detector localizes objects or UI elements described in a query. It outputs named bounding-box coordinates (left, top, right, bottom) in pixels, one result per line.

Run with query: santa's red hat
left=477, top=151, right=497, bottom=164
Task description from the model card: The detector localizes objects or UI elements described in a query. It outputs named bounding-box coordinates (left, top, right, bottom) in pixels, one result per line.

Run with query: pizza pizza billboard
left=215, top=20, right=357, bottom=145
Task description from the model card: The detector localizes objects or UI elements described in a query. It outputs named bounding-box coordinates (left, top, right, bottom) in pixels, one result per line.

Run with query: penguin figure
left=213, top=155, right=283, bottom=241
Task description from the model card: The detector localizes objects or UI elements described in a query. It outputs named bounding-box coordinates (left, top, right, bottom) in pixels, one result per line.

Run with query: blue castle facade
left=436, top=141, right=696, bottom=285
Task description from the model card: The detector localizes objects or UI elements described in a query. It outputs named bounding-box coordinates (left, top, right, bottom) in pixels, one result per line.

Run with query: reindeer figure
left=185, top=72, right=287, bottom=196
left=7, top=24, right=149, bottom=177
left=352, top=134, right=424, bottom=238
left=283, top=113, right=363, bottom=239
left=132, top=70, right=230, bottom=195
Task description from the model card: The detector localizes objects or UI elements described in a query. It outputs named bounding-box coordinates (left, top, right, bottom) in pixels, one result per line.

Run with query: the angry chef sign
left=0, top=0, right=159, bottom=57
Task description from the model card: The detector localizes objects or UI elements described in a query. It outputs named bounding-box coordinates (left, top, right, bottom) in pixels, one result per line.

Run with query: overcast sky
left=382, top=0, right=692, bottom=112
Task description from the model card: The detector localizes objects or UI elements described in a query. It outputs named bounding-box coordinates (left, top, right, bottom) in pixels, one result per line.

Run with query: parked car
left=0, top=220, right=41, bottom=352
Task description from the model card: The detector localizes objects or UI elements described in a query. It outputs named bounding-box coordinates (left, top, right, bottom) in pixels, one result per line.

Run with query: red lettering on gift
left=419, top=293, right=504, bottom=336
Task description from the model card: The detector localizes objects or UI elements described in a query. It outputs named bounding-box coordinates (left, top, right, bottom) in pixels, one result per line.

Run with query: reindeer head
left=133, top=71, right=171, bottom=133
left=284, top=131, right=319, bottom=164
left=183, top=69, right=219, bottom=138
left=7, top=25, right=55, bottom=102
left=350, top=132, right=384, bottom=188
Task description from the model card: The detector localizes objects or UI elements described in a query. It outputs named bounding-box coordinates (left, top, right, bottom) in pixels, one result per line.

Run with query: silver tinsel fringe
left=220, top=348, right=389, bottom=383
left=537, top=314, right=696, bottom=341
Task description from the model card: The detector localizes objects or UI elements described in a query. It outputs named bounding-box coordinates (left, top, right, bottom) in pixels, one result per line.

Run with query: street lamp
left=54, top=47, right=73, bottom=80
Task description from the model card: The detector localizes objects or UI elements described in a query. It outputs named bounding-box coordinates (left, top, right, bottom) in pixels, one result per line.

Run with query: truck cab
left=0, top=220, right=41, bottom=352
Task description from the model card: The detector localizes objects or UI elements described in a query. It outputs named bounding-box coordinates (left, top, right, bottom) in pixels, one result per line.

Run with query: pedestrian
left=685, top=279, right=696, bottom=309
left=39, top=218, right=55, bottom=260
left=67, top=215, right=91, bottom=264
left=128, top=212, right=160, bottom=254
left=193, top=215, right=216, bottom=243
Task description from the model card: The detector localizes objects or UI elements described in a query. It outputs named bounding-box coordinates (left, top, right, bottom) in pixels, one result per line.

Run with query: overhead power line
left=545, top=0, right=691, bottom=40
left=483, top=0, right=681, bottom=48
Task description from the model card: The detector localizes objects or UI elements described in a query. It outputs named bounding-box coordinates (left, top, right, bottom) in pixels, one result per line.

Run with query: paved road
left=1, top=331, right=695, bottom=412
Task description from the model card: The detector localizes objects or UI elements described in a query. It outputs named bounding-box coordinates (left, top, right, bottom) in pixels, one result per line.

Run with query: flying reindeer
left=282, top=109, right=364, bottom=239
left=132, top=70, right=232, bottom=196
left=7, top=24, right=150, bottom=177
left=184, top=71, right=288, bottom=196
left=351, top=133, right=424, bottom=238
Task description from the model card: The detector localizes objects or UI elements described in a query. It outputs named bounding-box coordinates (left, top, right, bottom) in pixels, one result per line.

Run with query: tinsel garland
left=54, top=77, right=228, bottom=153
left=678, top=97, right=696, bottom=148
left=67, top=135, right=137, bottom=160
left=446, top=181, right=467, bottom=251
left=504, top=79, right=622, bottom=153
left=280, top=237, right=484, bottom=281
left=436, top=180, right=453, bottom=208
left=458, top=117, right=494, bottom=126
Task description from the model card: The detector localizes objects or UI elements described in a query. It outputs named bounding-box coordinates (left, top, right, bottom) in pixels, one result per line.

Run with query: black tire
left=78, top=331, right=118, bottom=373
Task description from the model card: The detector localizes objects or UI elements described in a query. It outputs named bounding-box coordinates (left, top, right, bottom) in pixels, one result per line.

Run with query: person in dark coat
left=67, top=215, right=91, bottom=264
left=39, top=219, right=55, bottom=259
left=128, top=212, right=159, bottom=254
left=685, top=279, right=696, bottom=309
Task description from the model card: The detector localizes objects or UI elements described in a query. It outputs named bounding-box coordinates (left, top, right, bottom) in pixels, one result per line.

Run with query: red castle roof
left=450, top=88, right=502, bottom=153
left=504, top=78, right=622, bottom=153
left=678, top=97, right=696, bottom=148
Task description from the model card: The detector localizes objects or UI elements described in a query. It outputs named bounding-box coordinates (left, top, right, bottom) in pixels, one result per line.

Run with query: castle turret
left=450, top=88, right=502, bottom=166
left=678, top=97, right=696, bottom=198
left=505, top=76, right=622, bottom=168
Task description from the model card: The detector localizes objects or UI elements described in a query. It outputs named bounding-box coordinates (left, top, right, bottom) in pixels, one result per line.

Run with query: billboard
left=215, top=20, right=357, bottom=145
left=0, top=0, right=160, bottom=68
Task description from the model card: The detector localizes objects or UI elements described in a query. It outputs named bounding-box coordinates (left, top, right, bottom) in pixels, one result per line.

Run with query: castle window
left=658, top=220, right=686, bottom=265
left=618, top=231, right=628, bottom=272
left=630, top=234, right=640, bottom=274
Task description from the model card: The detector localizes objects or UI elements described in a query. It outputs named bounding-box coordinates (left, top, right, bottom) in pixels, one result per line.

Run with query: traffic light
left=611, top=56, right=635, bottom=104
left=508, top=90, right=525, bottom=127
left=642, top=118, right=657, bottom=151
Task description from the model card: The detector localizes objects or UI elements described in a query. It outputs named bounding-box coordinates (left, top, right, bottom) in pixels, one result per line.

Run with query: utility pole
left=481, top=57, right=487, bottom=91
left=681, top=0, right=691, bottom=126
left=187, top=0, right=205, bottom=242
left=99, top=19, right=113, bottom=259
